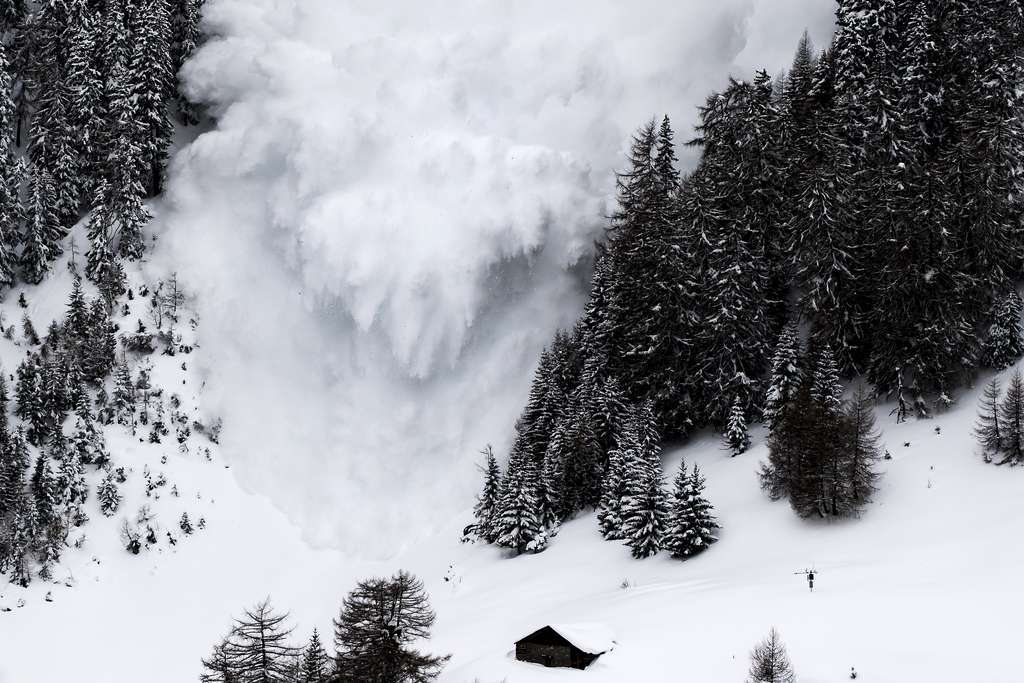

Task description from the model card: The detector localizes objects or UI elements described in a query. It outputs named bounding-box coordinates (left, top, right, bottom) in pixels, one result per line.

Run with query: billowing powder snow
left=154, top=0, right=835, bottom=555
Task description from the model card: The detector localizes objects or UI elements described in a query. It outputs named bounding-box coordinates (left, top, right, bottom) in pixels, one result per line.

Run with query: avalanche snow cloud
left=157, top=0, right=834, bottom=555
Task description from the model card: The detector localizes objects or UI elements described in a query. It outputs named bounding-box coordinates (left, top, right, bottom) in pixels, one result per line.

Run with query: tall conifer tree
left=605, top=119, right=695, bottom=435
left=763, top=322, right=803, bottom=429
left=998, top=370, right=1024, bottom=464
left=491, top=445, right=542, bottom=554
left=471, top=445, right=501, bottom=542
left=974, top=378, right=1003, bottom=457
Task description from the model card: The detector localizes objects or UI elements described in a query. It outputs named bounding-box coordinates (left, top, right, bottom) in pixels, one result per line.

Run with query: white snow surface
left=2, top=367, right=1023, bottom=682
left=532, top=623, right=616, bottom=655
left=8, top=5, right=1021, bottom=682
left=154, top=0, right=837, bottom=553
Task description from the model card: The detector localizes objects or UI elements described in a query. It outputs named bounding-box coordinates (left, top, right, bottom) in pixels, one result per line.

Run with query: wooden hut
left=514, top=623, right=615, bottom=669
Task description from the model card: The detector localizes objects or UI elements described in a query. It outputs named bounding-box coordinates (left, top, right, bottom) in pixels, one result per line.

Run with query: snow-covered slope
left=5, top=4, right=1019, bottom=681
left=154, top=0, right=838, bottom=552
left=2, top=368, right=1020, bottom=682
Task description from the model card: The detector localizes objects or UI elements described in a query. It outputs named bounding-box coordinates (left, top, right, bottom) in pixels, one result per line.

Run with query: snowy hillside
left=155, top=0, right=837, bottom=551
left=0, top=223, right=225, bottom=628
left=4, top=0, right=1023, bottom=682
left=3, top=369, right=1021, bottom=682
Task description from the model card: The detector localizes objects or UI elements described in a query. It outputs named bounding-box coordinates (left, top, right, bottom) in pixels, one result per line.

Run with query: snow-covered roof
left=545, top=623, right=616, bottom=654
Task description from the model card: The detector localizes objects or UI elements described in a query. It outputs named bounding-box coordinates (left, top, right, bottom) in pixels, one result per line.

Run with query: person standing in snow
left=794, top=568, right=816, bottom=592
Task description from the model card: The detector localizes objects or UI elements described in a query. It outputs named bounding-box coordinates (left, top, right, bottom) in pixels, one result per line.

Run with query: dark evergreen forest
left=470, top=0, right=1024, bottom=555
left=0, top=0, right=203, bottom=586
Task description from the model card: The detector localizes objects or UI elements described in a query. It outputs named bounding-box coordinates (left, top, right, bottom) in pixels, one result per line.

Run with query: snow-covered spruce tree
left=97, top=472, right=121, bottom=516
left=604, top=118, right=695, bottom=436
left=0, top=148, right=19, bottom=291
left=998, top=370, right=1024, bottom=465
left=20, top=165, right=60, bottom=285
left=55, top=441, right=88, bottom=523
left=596, top=420, right=631, bottom=540
left=664, top=459, right=719, bottom=559
left=832, top=5, right=902, bottom=253
left=470, top=444, right=501, bottom=542
left=85, top=184, right=116, bottom=284
left=99, top=0, right=132, bottom=130
left=30, top=73, right=80, bottom=226
left=65, top=0, right=104, bottom=197
left=40, top=356, right=71, bottom=433
left=510, top=347, right=560, bottom=465
left=782, top=30, right=817, bottom=122
left=740, top=71, right=792, bottom=330
left=83, top=19, right=152, bottom=264
left=539, top=329, right=583, bottom=433
left=126, top=0, right=174, bottom=196
left=31, top=451, right=64, bottom=572
left=179, top=512, right=193, bottom=535
left=945, top=1, right=1024, bottom=290
left=980, top=290, right=1024, bottom=371
left=21, top=313, right=38, bottom=345
left=809, top=343, right=843, bottom=416
left=0, top=480, right=32, bottom=576
left=107, top=122, right=151, bottom=261
left=974, top=378, right=1003, bottom=459
left=3, top=505, right=36, bottom=586
left=171, top=0, right=205, bottom=125
left=686, top=77, right=779, bottom=424
left=0, top=45, right=20, bottom=290
left=762, top=321, right=803, bottom=430
left=621, top=459, right=666, bottom=559
left=301, top=628, right=330, bottom=683
left=724, top=397, right=750, bottom=456
left=632, top=399, right=661, bottom=459
left=776, top=37, right=825, bottom=276
left=15, top=354, right=46, bottom=445
left=792, top=128, right=866, bottom=375
left=112, top=359, right=136, bottom=426
left=538, top=435, right=565, bottom=529
left=200, top=599, right=299, bottom=683
left=542, top=390, right=603, bottom=522
left=491, top=445, right=542, bottom=554
left=590, top=372, right=630, bottom=455
left=66, top=276, right=90, bottom=344
left=333, top=571, right=449, bottom=683
left=0, top=427, right=29, bottom=518
left=43, top=318, right=64, bottom=353
left=70, top=399, right=104, bottom=467
left=22, top=0, right=71, bottom=155
left=94, top=384, right=113, bottom=425
left=747, top=627, right=796, bottom=683
left=620, top=406, right=667, bottom=559
left=576, top=246, right=611, bottom=361
left=83, top=298, right=117, bottom=382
